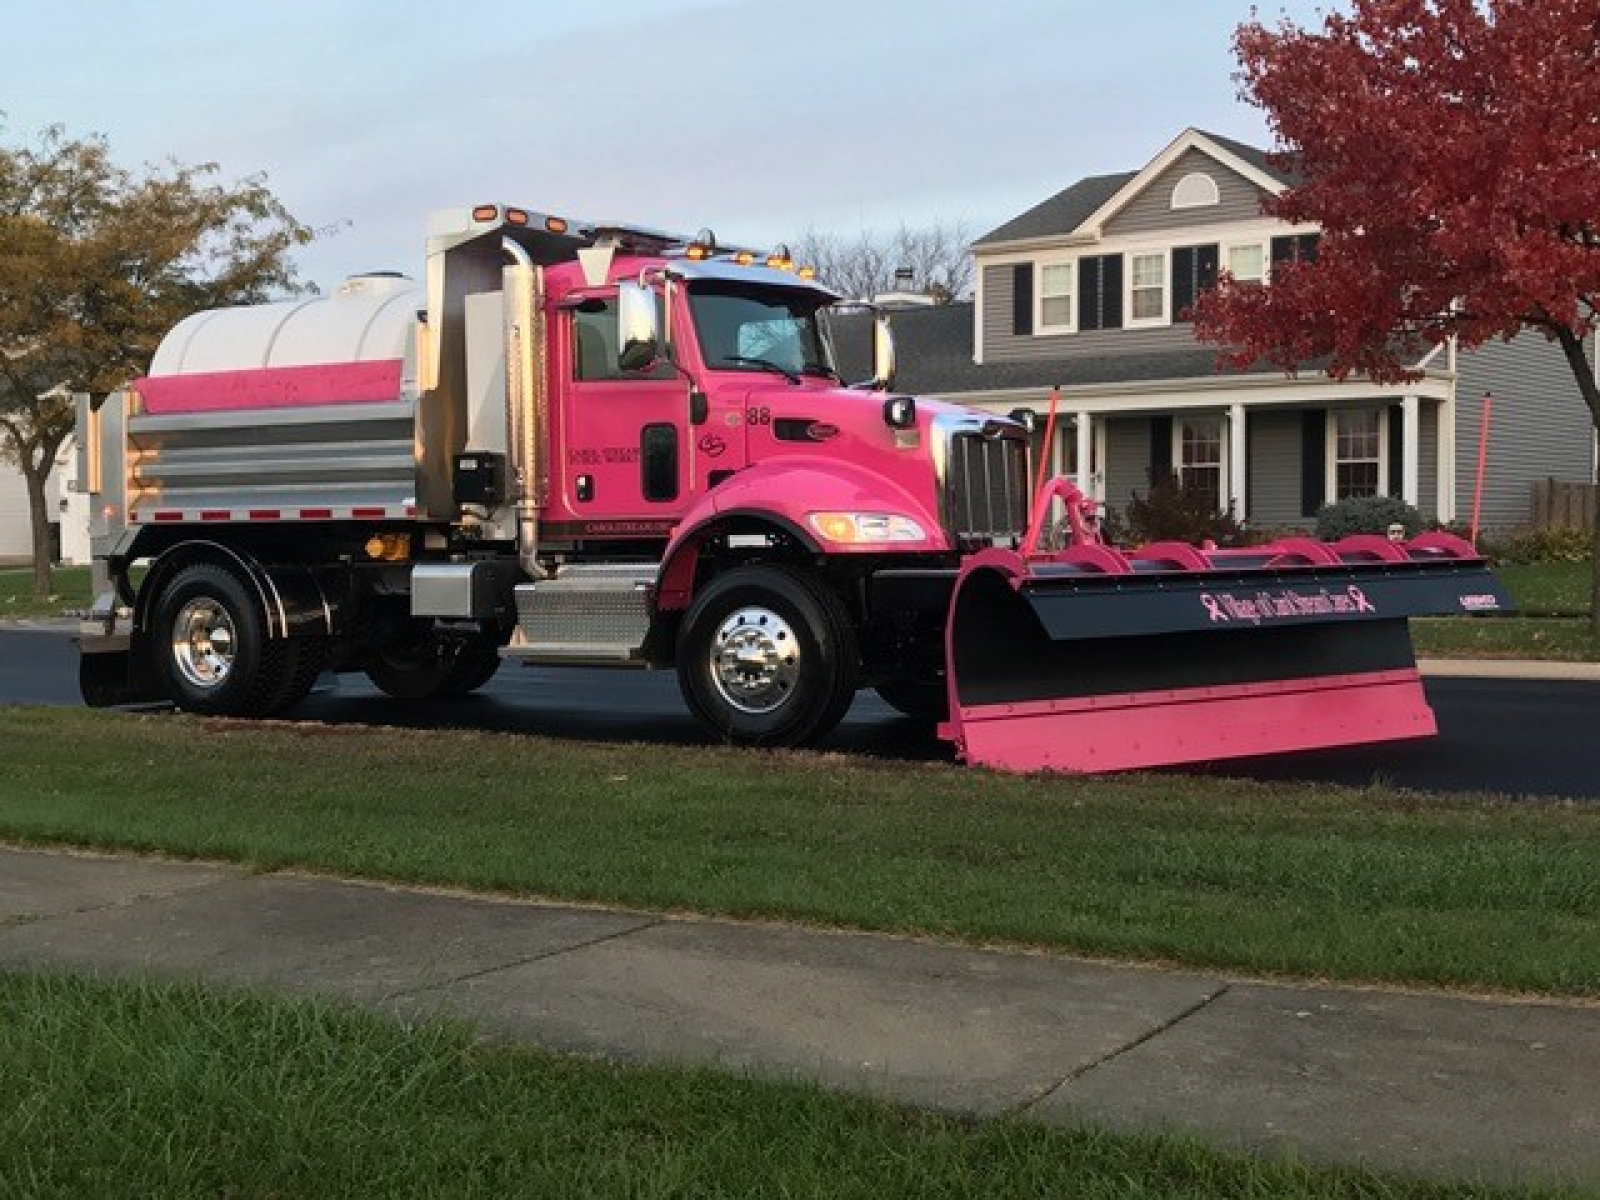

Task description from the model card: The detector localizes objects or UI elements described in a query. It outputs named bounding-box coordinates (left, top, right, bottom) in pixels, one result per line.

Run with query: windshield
left=687, top=282, right=838, bottom=381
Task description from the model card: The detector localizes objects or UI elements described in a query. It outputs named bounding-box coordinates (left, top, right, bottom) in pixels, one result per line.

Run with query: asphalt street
left=3, top=624, right=1600, bottom=798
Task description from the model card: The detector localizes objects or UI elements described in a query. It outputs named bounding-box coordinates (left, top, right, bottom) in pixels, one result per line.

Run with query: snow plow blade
left=939, top=532, right=1510, bottom=774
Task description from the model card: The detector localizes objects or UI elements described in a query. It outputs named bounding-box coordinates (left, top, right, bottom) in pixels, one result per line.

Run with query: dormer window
left=1171, top=172, right=1220, bottom=209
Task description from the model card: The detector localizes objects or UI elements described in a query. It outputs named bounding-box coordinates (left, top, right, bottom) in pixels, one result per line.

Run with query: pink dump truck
left=75, top=204, right=1508, bottom=772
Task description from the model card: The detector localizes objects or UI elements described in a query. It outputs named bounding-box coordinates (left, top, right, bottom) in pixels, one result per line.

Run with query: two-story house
left=863, top=128, right=1595, bottom=534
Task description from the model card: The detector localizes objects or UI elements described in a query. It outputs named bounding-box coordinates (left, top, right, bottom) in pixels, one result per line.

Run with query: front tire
left=676, top=565, right=858, bottom=748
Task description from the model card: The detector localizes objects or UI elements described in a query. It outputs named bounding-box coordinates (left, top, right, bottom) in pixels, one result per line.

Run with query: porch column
left=1074, top=410, right=1094, bottom=501
left=1402, top=395, right=1421, bottom=508
left=1228, top=402, right=1248, bottom=523
left=1436, top=390, right=1457, bottom=523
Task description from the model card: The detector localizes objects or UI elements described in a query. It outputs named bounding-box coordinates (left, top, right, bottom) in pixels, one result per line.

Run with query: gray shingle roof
left=972, top=131, right=1296, bottom=251
left=1194, top=129, right=1300, bottom=187
left=830, top=302, right=1276, bottom=397
left=971, top=172, right=1136, bottom=247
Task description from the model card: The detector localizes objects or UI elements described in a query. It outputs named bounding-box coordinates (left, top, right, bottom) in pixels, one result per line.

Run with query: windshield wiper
left=799, top=361, right=842, bottom=382
left=718, top=355, right=800, bottom=384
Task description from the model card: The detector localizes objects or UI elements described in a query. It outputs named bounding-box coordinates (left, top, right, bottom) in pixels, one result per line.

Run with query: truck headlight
left=808, top=512, right=928, bottom=545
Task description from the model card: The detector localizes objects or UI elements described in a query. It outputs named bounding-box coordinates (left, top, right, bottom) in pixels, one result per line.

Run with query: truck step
left=511, top=566, right=656, bottom=662
left=502, top=640, right=646, bottom=666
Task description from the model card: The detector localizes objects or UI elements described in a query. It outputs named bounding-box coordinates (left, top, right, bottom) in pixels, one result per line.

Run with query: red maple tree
left=1191, top=0, right=1600, bottom=619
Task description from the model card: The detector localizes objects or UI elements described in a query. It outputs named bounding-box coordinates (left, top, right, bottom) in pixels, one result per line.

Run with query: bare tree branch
left=793, top=219, right=973, bottom=304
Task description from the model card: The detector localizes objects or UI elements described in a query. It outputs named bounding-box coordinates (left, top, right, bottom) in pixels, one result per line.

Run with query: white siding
left=0, top=455, right=71, bottom=564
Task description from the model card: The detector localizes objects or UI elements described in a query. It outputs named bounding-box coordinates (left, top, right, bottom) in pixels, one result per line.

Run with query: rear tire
left=366, top=632, right=501, bottom=700
left=676, top=565, right=858, bottom=748
left=438, top=640, right=502, bottom=696
left=365, top=634, right=454, bottom=700
left=151, top=563, right=291, bottom=717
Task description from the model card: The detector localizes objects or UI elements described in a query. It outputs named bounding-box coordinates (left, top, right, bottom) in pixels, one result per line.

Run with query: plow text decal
left=1200, top=585, right=1376, bottom=625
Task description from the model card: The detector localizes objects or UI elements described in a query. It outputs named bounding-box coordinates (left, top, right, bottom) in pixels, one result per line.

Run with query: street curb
left=1417, top=657, right=1600, bottom=682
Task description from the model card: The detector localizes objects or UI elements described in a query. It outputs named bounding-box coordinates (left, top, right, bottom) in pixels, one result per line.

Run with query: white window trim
left=1171, top=172, right=1220, bottom=210
left=1223, top=239, right=1268, bottom=284
left=1036, top=257, right=1076, bottom=335
left=1325, top=408, right=1389, bottom=500
left=1173, top=416, right=1229, bottom=512
left=1126, top=250, right=1168, bottom=328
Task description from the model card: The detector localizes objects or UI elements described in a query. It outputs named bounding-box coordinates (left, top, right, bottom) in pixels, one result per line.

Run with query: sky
left=3, top=0, right=1333, bottom=292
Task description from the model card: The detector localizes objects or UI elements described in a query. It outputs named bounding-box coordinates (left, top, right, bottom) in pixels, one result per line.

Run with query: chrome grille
left=944, top=427, right=1029, bottom=546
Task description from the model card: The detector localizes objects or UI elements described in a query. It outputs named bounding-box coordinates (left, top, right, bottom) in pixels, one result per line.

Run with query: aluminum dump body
left=126, top=275, right=423, bottom=523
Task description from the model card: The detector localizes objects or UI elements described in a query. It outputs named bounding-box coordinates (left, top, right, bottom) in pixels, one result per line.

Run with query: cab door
left=557, top=293, right=689, bottom=535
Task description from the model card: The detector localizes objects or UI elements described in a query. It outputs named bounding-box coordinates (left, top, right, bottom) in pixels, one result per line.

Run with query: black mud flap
left=77, top=634, right=162, bottom=708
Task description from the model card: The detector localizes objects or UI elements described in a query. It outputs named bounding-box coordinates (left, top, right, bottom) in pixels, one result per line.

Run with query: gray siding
left=1246, top=410, right=1304, bottom=529
left=1102, top=417, right=1154, bottom=518
left=980, top=263, right=1198, bottom=364
left=1455, top=334, right=1594, bottom=530
left=1103, top=148, right=1272, bottom=239
left=976, top=149, right=1275, bottom=365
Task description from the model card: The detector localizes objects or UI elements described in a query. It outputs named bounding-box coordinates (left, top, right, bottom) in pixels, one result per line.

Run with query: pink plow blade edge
left=940, top=669, right=1437, bottom=774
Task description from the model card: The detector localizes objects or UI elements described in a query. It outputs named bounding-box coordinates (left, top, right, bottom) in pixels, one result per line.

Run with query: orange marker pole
left=1470, top=391, right=1492, bottom=547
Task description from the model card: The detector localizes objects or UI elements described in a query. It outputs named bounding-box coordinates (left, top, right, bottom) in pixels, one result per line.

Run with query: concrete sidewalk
left=0, top=846, right=1595, bottom=1190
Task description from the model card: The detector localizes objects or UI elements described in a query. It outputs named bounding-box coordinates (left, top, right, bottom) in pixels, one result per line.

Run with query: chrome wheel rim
left=709, top=605, right=800, bottom=715
left=171, top=597, right=236, bottom=690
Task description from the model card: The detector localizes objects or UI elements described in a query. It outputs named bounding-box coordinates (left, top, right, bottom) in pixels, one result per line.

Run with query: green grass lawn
left=0, top=972, right=1570, bottom=1200
left=0, top=564, right=92, bottom=619
left=2, top=707, right=1597, bottom=998
left=1411, top=616, right=1600, bottom=660
left=1489, top=561, right=1593, bottom=616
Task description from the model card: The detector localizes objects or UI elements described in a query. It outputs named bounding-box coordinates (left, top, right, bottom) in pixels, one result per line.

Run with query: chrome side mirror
left=617, top=280, right=661, bottom=372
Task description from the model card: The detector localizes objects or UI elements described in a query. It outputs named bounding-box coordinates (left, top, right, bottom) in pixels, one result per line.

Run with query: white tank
left=148, top=273, right=422, bottom=379
left=130, top=275, right=427, bottom=520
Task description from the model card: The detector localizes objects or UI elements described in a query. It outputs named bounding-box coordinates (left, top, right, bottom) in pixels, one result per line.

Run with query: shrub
left=1124, top=474, right=1241, bottom=546
left=1314, top=495, right=1423, bottom=541
left=1490, top=526, right=1594, bottom=564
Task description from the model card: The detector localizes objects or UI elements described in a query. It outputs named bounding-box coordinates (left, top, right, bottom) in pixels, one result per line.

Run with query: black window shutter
left=1301, top=410, right=1326, bottom=517
left=1101, top=255, right=1123, bottom=329
left=1078, top=257, right=1102, bottom=331
left=1272, top=234, right=1320, bottom=266
left=1168, top=245, right=1221, bottom=327
left=1012, top=264, right=1033, bottom=336
left=1172, top=247, right=1195, bottom=318
left=1388, top=406, right=1404, bottom=499
left=1149, top=415, right=1173, bottom=485
left=1077, top=255, right=1123, bottom=331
